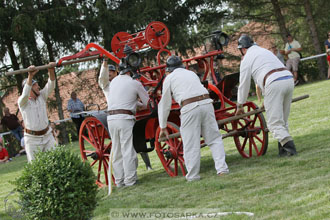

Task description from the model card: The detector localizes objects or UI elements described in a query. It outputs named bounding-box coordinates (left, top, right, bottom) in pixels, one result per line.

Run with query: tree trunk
left=270, top=0, right=289, bottom=43
left=6, top=40, right=24, bottom=94
left=44, top=33, right=69, bottom=144
left=303, top=0, right=327, bottom=79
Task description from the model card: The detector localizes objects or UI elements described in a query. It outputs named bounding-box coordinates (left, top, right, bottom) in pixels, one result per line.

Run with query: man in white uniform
left=99, top=59, right=153, bottom=171
left=18, top=63, right=56, bottom=162
left=158, top=55, right=229, bottom=182
left=99, top=59, right=149, bottom=187
left=235, top=35, right=297, bottom=156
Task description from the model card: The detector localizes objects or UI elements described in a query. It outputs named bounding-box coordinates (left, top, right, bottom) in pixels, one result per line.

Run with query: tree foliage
left=0, top=0, right=328, bottom=123
left=227, top=0, right=329, bottom=79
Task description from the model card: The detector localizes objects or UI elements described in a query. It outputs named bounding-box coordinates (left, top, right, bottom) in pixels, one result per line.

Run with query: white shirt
left=158, top=68, right=212, bottom=129
left=18, top=79, right=55, bottom=133
left=106, top=74, right=149, bottom=120
left=285, top=40, right=301, bottom=59
left=98, top=64, right=111, bottom=105
left=237, top=45, right=292, bottom=105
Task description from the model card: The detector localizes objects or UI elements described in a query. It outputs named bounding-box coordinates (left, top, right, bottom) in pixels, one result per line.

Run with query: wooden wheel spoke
left=85, top=123, right=98, bottom=148
left=86, top=122, right=95, bottom=139
left=82, top=134, right=98, bottom=150
left=102, top=158, right=109, bottom=167
left=251, top=138, right=260, bottom=155
left=99, top=125, right=106, bottom=150
left=241, top=136, right=248, bottom=151
left=251, top=114, right=258, bottom=127
left=103, top=161, right=109, bottom=186
left=97, top=160, right=102, bottom=180
left=167, top=138, right=174, bottom=147
left=93, top=124, right=103, bottom=149
left=178, top=158, right=186, bottom=175
left=237, top=120, right=246, bottom=128
left=174, top=159, right=178, bottom=175
left=174, top=138, right=181, bottom=150
left=249, top=140, right=253, bottom=157
left=166, top=158, right=173, bottom=167
left=253, top=133, right=263, bottom=144
left=102, top=142, right=112, bottom=153
left=83, top=150, right=94, bottom=154
left=90, top=160, right=97, bottom=167
left=178, top=142, right=183, bottom=154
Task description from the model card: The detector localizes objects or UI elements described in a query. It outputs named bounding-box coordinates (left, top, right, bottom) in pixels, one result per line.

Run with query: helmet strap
left=239, top=48, right=245, bottom=56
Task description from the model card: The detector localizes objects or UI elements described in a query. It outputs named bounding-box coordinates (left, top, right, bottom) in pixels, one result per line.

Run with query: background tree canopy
left=0, top=0, right=328, bottom=142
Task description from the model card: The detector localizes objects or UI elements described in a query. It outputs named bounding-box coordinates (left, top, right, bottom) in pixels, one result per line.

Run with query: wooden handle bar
left=158, top=94, right=309, bottom=142
left=4, top=55, right=100, bottom=76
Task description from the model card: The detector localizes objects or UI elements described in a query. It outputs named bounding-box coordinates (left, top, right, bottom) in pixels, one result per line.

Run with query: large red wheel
left=155, top=122, right=186, bottom=177
left=232, top=103, right=268, bottom=158
left=145, top=21, right=170, bottom=50
left=79, top=117, right=113, bottom=187
left=111, top=32, right=135, bottom=58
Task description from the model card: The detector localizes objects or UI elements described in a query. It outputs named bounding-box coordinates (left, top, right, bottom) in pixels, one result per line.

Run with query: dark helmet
left=237, top=34, right=254, bottom=49
left=22, top=78, right=37, bottom=88
left=118, top=60, right=131, bottom=75
left=108, top=64, right=116, bottom=71
left=165, top=55, right=185, bottom=72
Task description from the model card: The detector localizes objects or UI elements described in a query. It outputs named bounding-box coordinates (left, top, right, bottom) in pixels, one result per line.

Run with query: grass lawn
left=1, top=80, right=330, bottom=219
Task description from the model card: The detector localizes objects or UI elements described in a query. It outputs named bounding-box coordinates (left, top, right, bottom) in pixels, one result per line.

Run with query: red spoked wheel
left=79, top=117, right=114, bottom=187
left=232, top=103, right=268, bottom=158
left=145, top=21, right=170, bottom=50
left=155, top=122, right=186, bottom=177
left=111, top=32, right=135, bottom=58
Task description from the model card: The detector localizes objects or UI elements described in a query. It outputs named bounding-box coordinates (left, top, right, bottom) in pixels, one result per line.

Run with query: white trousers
left=25, top=132, right=56, bottom=162
left=180, top=103, right=229, bottom=181
left=108, top=119, right=138, bottom=186
left=264, top=78, right=294, bottom=146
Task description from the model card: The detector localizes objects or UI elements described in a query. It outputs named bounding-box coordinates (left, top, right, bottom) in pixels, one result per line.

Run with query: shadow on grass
left=199, top=127, right=330, bottom=177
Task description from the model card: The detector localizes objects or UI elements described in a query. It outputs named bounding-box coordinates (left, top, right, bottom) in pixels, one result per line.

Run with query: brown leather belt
left=107, top=109, right=134, bottom=115
left=263, top=67, right=288, bottom=87
left=181, top=94, right=210, bottom=107
left=24, top=126, right=49, bottom=136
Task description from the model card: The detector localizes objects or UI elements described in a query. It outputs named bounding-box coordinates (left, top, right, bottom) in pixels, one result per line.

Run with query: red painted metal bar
left=5, top=43, right=120, bottom=76
left=84, top=43, right=120, bottom=64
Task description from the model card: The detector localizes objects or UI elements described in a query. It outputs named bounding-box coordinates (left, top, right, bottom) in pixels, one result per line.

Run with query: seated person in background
left=0, top=107, right=24, bottom=142
left=0, top=137, right=10, bottom=163
left=67, top=92, right=85, bottom=138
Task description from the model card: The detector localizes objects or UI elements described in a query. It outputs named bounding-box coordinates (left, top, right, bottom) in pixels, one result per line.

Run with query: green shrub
left=13, top=147, right=98, bottom=220
left=299, top=59, right=324, bottom=81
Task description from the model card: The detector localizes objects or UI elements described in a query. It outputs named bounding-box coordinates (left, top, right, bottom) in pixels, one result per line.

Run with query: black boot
left=278, top=142, right=287, bottom=157
left=282, top=140, right=297, bottom=156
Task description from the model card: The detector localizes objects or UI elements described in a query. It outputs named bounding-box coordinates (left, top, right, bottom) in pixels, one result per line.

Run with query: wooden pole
left=158, top=94, right=309, bottom=142
left=4, top=55, right=100, bottom=76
